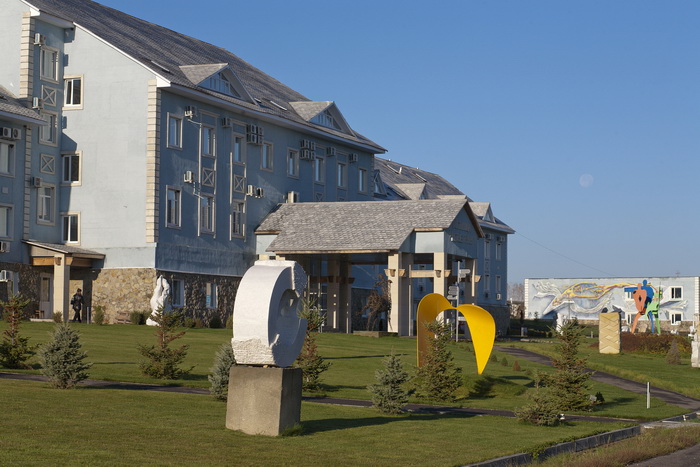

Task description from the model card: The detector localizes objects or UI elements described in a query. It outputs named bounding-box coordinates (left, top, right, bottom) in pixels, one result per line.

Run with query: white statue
left=555, top=311, right=567, bottom=331
left=231, top=260, right=308, bottom=368
left=147, top=275, right=171, bottom=326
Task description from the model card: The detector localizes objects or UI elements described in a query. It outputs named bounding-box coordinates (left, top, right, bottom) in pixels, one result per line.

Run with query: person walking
left=71, top=288, right=84, bottom=323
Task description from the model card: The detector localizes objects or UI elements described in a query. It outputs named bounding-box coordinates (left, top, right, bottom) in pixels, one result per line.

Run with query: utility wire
left=515, top=231, right=613, bottom=277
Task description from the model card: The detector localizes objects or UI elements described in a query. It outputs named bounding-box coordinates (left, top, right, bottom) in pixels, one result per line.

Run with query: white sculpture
left=231, top=260, right=308, bottom=368
left=147, top=275, right=171, bottom=326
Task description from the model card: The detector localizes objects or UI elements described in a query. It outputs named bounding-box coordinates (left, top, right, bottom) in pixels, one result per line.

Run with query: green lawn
left=0, top=378, right=631, bottom=466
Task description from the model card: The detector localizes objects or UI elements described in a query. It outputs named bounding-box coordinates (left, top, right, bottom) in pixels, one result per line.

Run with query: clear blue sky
left=100, top=0, right=700, bottom=284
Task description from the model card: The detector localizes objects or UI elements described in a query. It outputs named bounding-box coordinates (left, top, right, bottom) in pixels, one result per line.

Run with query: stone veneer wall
left=0, top=262, right=41, bottom=314
left=159, top=271, right=240, bottom=326
left=87, top=268, right=158, bottom=324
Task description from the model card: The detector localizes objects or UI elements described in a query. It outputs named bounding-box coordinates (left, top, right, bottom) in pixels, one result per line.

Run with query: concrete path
left=495, top=345, right=700, bottom=411
left=629, top=442, right=700, bottom=466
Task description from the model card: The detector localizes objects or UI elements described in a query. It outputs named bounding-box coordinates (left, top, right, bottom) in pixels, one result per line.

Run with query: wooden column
left=53, top=255, right=70, bottom=322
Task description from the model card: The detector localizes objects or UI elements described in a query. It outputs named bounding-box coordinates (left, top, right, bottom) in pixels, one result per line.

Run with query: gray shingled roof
left=257, top=199, right=472, bottom=253
left=375, top=157, right=469, bottom=200
left=25, top=0, right=383, bottom=151
left=0, top=86, right=44, bottom=123
left=24, top=240, right=105, bottom=257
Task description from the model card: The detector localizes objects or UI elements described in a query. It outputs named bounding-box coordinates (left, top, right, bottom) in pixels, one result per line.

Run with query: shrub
left=666, top=340, right=681, bottom=365
left=137, top=308, right=193, bottom=379
left=92, top=306, right=105, bottom=325
left=547, top=319, right=592, bottom=412
left=39, top=323, right=92, bottom=389
left=296, top=298, right=330, bottom=391
left=0, top=295, right=35, bottom=369
left=209, top=314, right=222, bottom=329
left=208, top=343, right=236, bottom=401
left=415, top=320, right=462, bottom=402
left=512, top=360, right=521, bottom=371
left=130, top=310, right=147, bottom=325
left=515, top=388, right=561, bottom=426
left=500, top=356, right=509, bottom=367
left=490, top=353, right=499, bottom=363
left=52, top=312, right=63, bottom=323
left=368, top=352, right=413, bottom=414
left=225, top=315, right=233, bottom=329
left=595, top=391, right=605, bottom=404
left=622, top=333, right=691, bottom=355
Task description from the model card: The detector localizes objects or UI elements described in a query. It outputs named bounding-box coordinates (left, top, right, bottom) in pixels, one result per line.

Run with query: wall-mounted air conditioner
left=246, top=184, right=256, bottom=197
left=11, top=128, right=21, bottom=140
left=326, top=147, right=336, bottom=156
left=348, top=153, right=358, bottom=163
left=496, top=293, right=502, bottom=300
left=220, top=117, right=233, bottom=128
left=183, top=171, right=194, bottom=184
left=34, top=33, right=46, bottom=46
left=0, top=270, right=11, bottom=282
left=255, top=187, right=264, bottom=198
left=184, top=106, right=197, bottom=118
left=0, top=242, right=9, bottom=253
left=287, top=191, right=299, bottom=203
left=0, top=127, right=12, bottom=139
left=32, top=176, right=42, bottom=188
left=32, top=97, right=43, bottom=109
left=300, top=149, right=314, bottom=160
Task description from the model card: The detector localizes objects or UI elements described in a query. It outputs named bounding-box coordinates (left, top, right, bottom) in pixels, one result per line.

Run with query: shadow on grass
left=324, top=354, right=402, bottom=360
left=302, top=412, right=475, bottom=434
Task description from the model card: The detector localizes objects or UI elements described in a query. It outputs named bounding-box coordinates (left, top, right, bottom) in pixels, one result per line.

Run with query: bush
left=137, top=308, right=193, bottom=379
left=415, top=320, right=462, bottom=402
left=515, top=388, right=561, bottom=426
left=666, top=340, right=681, bottom=365
left=512, top=360, right=521, bottom=371
left=595, top=391, right=605, bottom=404
left=39, top=323, right=92, bottom=388
left=490, top=353, right=499, bottom=363
left=225, top=315, right=233, bottom=329
left=368, top=353, right=413, bottom=414
left=500, top=356, right=509, bottom=367
left=208, top=343, right=236, bottom=401
left=52, top=312, right=62, bottom=323
left=622, top=333, right=691, bottom=355
left=0, top=295, right=35, bottom=369
left=130, top=310, right=149, bottom=325
left=209, top=314, right=222, bottom=329
left=296, top=298, right=330, bottom=392
left=92, top=306, right=105, bottom=325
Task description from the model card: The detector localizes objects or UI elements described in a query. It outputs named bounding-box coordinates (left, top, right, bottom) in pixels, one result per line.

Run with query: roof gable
left=289, top=101, right=354, bottom=135
left=179, top=63, right=255, bottom=103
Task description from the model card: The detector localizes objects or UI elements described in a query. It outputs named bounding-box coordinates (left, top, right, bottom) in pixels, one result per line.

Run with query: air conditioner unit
left=300, top=139, right=315, bottom=150
left=246, top=184, right=256, bottom=197
left=496, top=293, right=502, bottom=300
left=183, top=170, right=194, bottom=184
left=287, top=191, right=299, bottom=203
left=220, top=117, right=233, bottom=128
left=0, top=242, right=9, bottom=253
left=326, top=147, right=336, bottom=156
left=34, top=33, right=46, bottom=46
left=0, top=270, right=10, bottom=282
left=32, top=176, right=42, bottom=188
left=255, top=187, right=264, bottom=198
left=32, top=97, right=43, bottom=109
left=300, top=149, right=314, bottom=160
left=485, top=234, right=493, bottom=240
left=348, top=153, right=358, bottom=163
left=11, top=128, right=21, bottom=140
left=184, top=106, right=197, bottom=118
left=0, top=127, right=11, bottom=139
left=497, top=236, right=505, bottom=242
left=246, top=124, right=263, bottom=144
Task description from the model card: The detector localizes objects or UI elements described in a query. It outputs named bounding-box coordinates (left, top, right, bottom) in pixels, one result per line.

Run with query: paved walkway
left=495, top=345, right=700, bottom=411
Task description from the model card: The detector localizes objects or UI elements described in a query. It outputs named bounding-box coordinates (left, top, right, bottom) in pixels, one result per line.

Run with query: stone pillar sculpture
left=599, top=311, right=621, bottom=354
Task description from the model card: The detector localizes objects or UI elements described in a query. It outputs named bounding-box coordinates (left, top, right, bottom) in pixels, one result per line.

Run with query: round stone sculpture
left=231, top=260, right=308, bottom=368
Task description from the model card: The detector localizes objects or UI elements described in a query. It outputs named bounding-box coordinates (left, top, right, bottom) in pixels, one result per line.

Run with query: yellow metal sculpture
left=417, top=293, right=496, bottom=374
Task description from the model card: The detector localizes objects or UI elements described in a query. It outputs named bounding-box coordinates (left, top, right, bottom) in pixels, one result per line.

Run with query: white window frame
left=0, top=141, right=15, bottom=176
left=171, top=279, right=185, bottom=307
left=39, top=47, right=59, bottom=83
left=166, top=187, right=181, bottom=228
left=199, top=194, right=215, bottom=235
left=261, top=142, right=273, bottom=171
left=232, top=134, right=244, bottom=164
left=287, top=149, right=299, bottom=178
left=167, top=114, right=182, bottom=149
left=61, top=212, right=80, bottom=243
left=206, top=282, right=218, bottom=309
left=63, top=76, right=83, bottom=109
left=358, top=167, right=368, bottom=193
left=201, top=124, right=216, bottom=158
left=61, top=151, right=81, bottom=185
left=37, top=184, right=55, bottom=225
left=670, top=287, right=683, bottom=300
left=231, top=200, right=245, bottom=238
left=0, top=204, right=13, bottom=239
left=314, top=156, right=325, bottom=184
left=337, top=162, right=347, bottom=188
left=39, top=111, right=59, bottom=146
left=671, top=313, right=683, bottom=325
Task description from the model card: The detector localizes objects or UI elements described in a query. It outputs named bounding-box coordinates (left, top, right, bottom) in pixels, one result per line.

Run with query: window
left=312, top=110, right=341, bottom=130
left=358, top=168, right=367, bottom=193
left=37, top=185, right=54, bottom=224
left=670, top=287, right=683, bottom=300
left=40, top=47, right=59, bottom=82
left=0, top=142, right=14, bottom=175
left=484, top=274, right=491, bottom=294
left=231, top=201, right=245, bottom=237
left=167, top=115, right=182, bottom=149
left=62, top=213, right=79, bottom=243
left=314, top=157, right=325, bottom=183
left=0, top=205, right=12, bottom=238
left=337, top=162, right=347, bottom=188
left=64, top=77, right=82, bottom=107
left=62, top=153, right=80, bottom=184
left=203, top=73, right=240, bottom=98
left=671, top=313, right=683, bottom=325
left=202, top=125, right=215, bottom=157
left=287, top=149, right=299, bottom=177
left=171, top=279, right=185, bottom=307
left=484, top=240, right=491, bottom=259
left=39, top=112, right=58, bottom=145
left=233, top=135, right=243, bottom=163
left=261, top=143, right=273, bottom=171
left=206, top=282, right=217, bottom=309
left=200, top=195, right=215, bottom=234
left=496, top=242, right=503, bottom=261
left=496, top=275, right=502, bottom=296
left=166, top=188, right=181, bottom=228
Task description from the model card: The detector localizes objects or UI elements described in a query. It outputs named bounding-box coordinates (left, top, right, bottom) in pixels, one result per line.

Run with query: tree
left=666, top=340, right=681, bottom=365
left=547, top=319, right=592, bottom=411
left=368, top=352, right=413, bottom=414
left=39, top=323, right=92, bottom=389
left=0, top=294, right=35, bottom=369
left=361, top=276, right=391, bottom=331
left=208, top=343, right=236, bottom=401
left=415, top=320, right=462, bottom=402
left=295, top=298, right=330, bottom=391
left=508, top=282, right=525, bottom=302
left=137, top=308, right=193, bottom=379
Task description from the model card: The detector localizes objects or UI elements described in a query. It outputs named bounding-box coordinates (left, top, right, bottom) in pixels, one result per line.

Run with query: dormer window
left=203, top=73, right=240, bottom=98
left=312, top=110, right=341, bottom=130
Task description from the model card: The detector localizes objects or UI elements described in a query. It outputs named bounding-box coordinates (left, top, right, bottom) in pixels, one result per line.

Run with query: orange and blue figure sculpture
left=624, top=280, right=660, bottom=334
left=416, top=293, right=496, bottom=374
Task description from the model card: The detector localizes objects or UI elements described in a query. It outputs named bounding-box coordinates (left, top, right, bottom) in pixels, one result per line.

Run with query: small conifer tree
left=208, top=343, right=236, bottom=401
left=39, top=323, right=92, bottom=389
left=416, top=320, right=462, bottom=401
left=0, top=294, right=35, bottom=369
left=548, top=319, right=591, bottom=411
left=512, top=360, right=521, bottom=371
left=368, top=352, right=413, bottom=414
left=295, top=298, right=330, bottom=391
left=500, top=356, right=509, bottom=366
left=666, top=339, right=681, bottom=365
left=137, top=308, right=193, bottom=379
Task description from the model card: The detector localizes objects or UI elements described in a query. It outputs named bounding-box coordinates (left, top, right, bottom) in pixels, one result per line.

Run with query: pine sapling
left=0, top=294, right=35, bottom=369
left=368, top=352, right=413, bottom=414
left=208, top=342, right=236, bottom=401
left=416, top=320, right=462, bottom=402
left=137, top=308, right=193, bottom=379
left=296, top=298, right=330, bottom=391
left=39, top=323, right=92, bottom=389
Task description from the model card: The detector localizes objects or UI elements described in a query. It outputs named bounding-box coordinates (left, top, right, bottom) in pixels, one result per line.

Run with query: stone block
left=226, top=366, right=302, bottom=436
left=599, top=312, right=621, bottom=354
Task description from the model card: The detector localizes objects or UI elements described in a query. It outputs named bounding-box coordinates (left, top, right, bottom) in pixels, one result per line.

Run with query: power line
left=515, top=231, right=613, bottom=277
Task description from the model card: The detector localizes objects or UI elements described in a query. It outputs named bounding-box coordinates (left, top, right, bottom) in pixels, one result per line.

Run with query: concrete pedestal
left=226, top=366, right=302, bottom=436
left=691, top=341, right=700, bottom=368
left=599, top=312, right=621, bottom=354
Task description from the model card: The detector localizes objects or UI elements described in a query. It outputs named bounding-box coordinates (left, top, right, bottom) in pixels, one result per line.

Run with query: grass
left=0, top=378, right=632, bottom=466
left=536, top=425, right=700, bottom=466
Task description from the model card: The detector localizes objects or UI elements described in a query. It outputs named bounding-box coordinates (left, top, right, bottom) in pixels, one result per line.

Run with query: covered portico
left=255, top=199, right=484, bottom=336
left=25, top=241, right=105, bottom=321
